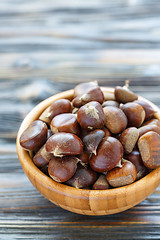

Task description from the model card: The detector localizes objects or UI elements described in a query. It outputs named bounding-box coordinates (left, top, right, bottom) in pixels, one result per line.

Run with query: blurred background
left=1, top=0, right=160, bottom=142
left=0, top=0, right=160, bottom=239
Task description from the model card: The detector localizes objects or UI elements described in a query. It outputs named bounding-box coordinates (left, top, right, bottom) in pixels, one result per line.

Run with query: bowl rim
left=16, top=86, right=160, bottom=198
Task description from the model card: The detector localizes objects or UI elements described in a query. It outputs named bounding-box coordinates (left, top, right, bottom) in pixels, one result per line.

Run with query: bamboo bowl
left=16, top=87, right=160, bottom=215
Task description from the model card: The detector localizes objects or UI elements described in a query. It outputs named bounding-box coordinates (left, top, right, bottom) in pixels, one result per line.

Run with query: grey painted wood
left=0, top=0, right=160, bottom=239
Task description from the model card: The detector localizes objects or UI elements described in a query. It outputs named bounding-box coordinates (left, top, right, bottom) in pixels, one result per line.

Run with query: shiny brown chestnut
left=39, top=99, right=72, bottom=125
left=143, top=118, right=160, bottom=128
left=72, top=85, right=104, bottom=108
left=138, top=131, right=160, bottom=169
left=138, top=124, right=160, bottom=138
left=50, top=113, right=80, bottom=135
left=66, top=164, right=97, bottom=189
left=77, top=101, right=105, bottom=130
left=33, top=144, right=53, bottom=168
left=92, top=175, right=110, bottom=190
left=115, top=85, right=138, bottom=103
left=46, top=132, right=83, bottom=157
left=83, top=129, right=105, bottom=155
left=120, top=127, right=139, bottom=154
left=48, top=156, right=78, bottom=182
left=89, top=137, right=123, bottom=172
left=103, top=106, right=128, bottom=134
left=106, top=159, right=137, bottom=187
left=74, top=81, right=98, bottom=97
left=134, top=100, right=156, bottom=120
left=125, top=150, right=148, bottom=180
left=102, top=100, right=120, bottom=108
left=19, top=120, right=48, bottom=151
left=121, top=102, right=145, bottom=127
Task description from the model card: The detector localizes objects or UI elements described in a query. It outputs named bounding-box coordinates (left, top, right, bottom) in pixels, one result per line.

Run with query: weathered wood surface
left=0, top=0, right=160, bottom=239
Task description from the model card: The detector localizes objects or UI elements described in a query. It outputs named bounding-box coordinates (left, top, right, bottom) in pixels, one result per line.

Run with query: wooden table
left=1, top=0, right=160, bottom=239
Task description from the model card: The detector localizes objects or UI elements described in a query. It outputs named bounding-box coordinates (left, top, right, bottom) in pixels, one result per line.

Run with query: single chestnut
left=46, top=132, right=83, bottom=157
left=115, top=85, right=138, bottom=103
left=125, top=150, right=148, bottom=180
left=134, top=100, right=156, bottom=120
left=143, top=118, right=160, bottom=128
left=33, top=144, right=53, bottom=168
left=89, top=137, right=123, bottom=172
left=120, top=127, right=139, bottom=154
left=106, top=159, right=137, bottom=187
left=39, top=99, right=72, bottom=125
left=72, top=85, right=104, bottom=107
left=103, top=106, right=128, bottom=134
left=102, top=100, right=120, bottom=108
left=121, top=102, right=145, bottom=127
left=74, top=81, right=98, bottom=97
left=48, top=156, right=78, bottom=182
left=92, top=175, right=110, bottom=190
left=20, top=120, right=48, bottom=151
left=50, top=113, right=80, bottom=135
left=138, top=124, right=160, bottom=138
left=66, top=164, right=97, bottom=188
left=138, top=131, right=160, bottom=169
left=77, top=101, right=105, bottom=130
left=83, top=129, right=105, bottom=155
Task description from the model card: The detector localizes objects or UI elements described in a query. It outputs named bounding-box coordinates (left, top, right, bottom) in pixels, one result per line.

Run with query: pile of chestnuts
left=19, top=81, right=160, bottom=190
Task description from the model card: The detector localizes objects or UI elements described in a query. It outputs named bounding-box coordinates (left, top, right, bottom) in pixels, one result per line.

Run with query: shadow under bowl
left=16, top=87, right=160, bottom=215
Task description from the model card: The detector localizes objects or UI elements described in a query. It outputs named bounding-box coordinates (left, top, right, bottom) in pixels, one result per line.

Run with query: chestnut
left=134, top=100, right=156, bottom=120
left=46, top=132, right=83, bottom=157
left=74, top=81, right=98, bottom=97
left=102, top=100, right=120, bottom=108
left=138, top=131, right=160, bottom=169
left=89, top=137, right=123, bottom=172
left=121, top=102, right=145, bottom=127
left=48, top=156, right=78, bottom=182
left=92, top=175, right=110, bottom=190
left=20, top=120, right=48, bottom=151
left=72, top=85, right=104, bottom=107
left=50, top=113, right=80, bottom=135
left=106, top=159, right=137, bottom=187
left=83, top=129, right=105, bottom=154
left=138, top=124, right=160, bottom=138
left=103, top=106, right=127, bottom=134
left=66, top=164, right=97, bottom=188
left=77, top=101, right=105, bottom=130
left=125, top=150, right=148, bottom=180
left=143, top=118, right=160, bottom=128
left=39, top=99, right=72, bottom=125
left=120, top=127, right=139, bottom=154
left=115, top=85, right=138, bottom=103
left=33, top=144, right=53, bottom=167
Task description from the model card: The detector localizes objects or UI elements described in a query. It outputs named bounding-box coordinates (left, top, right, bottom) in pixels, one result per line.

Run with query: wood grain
left=0, top=0, right=160, bottom=238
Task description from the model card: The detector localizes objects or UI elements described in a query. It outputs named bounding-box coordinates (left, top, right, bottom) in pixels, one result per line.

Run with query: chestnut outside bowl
left=16, top=87, right=160, bottom=215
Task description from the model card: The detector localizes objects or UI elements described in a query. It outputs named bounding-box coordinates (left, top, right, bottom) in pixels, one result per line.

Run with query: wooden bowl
left=16, top=87, right=160, bottom=215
